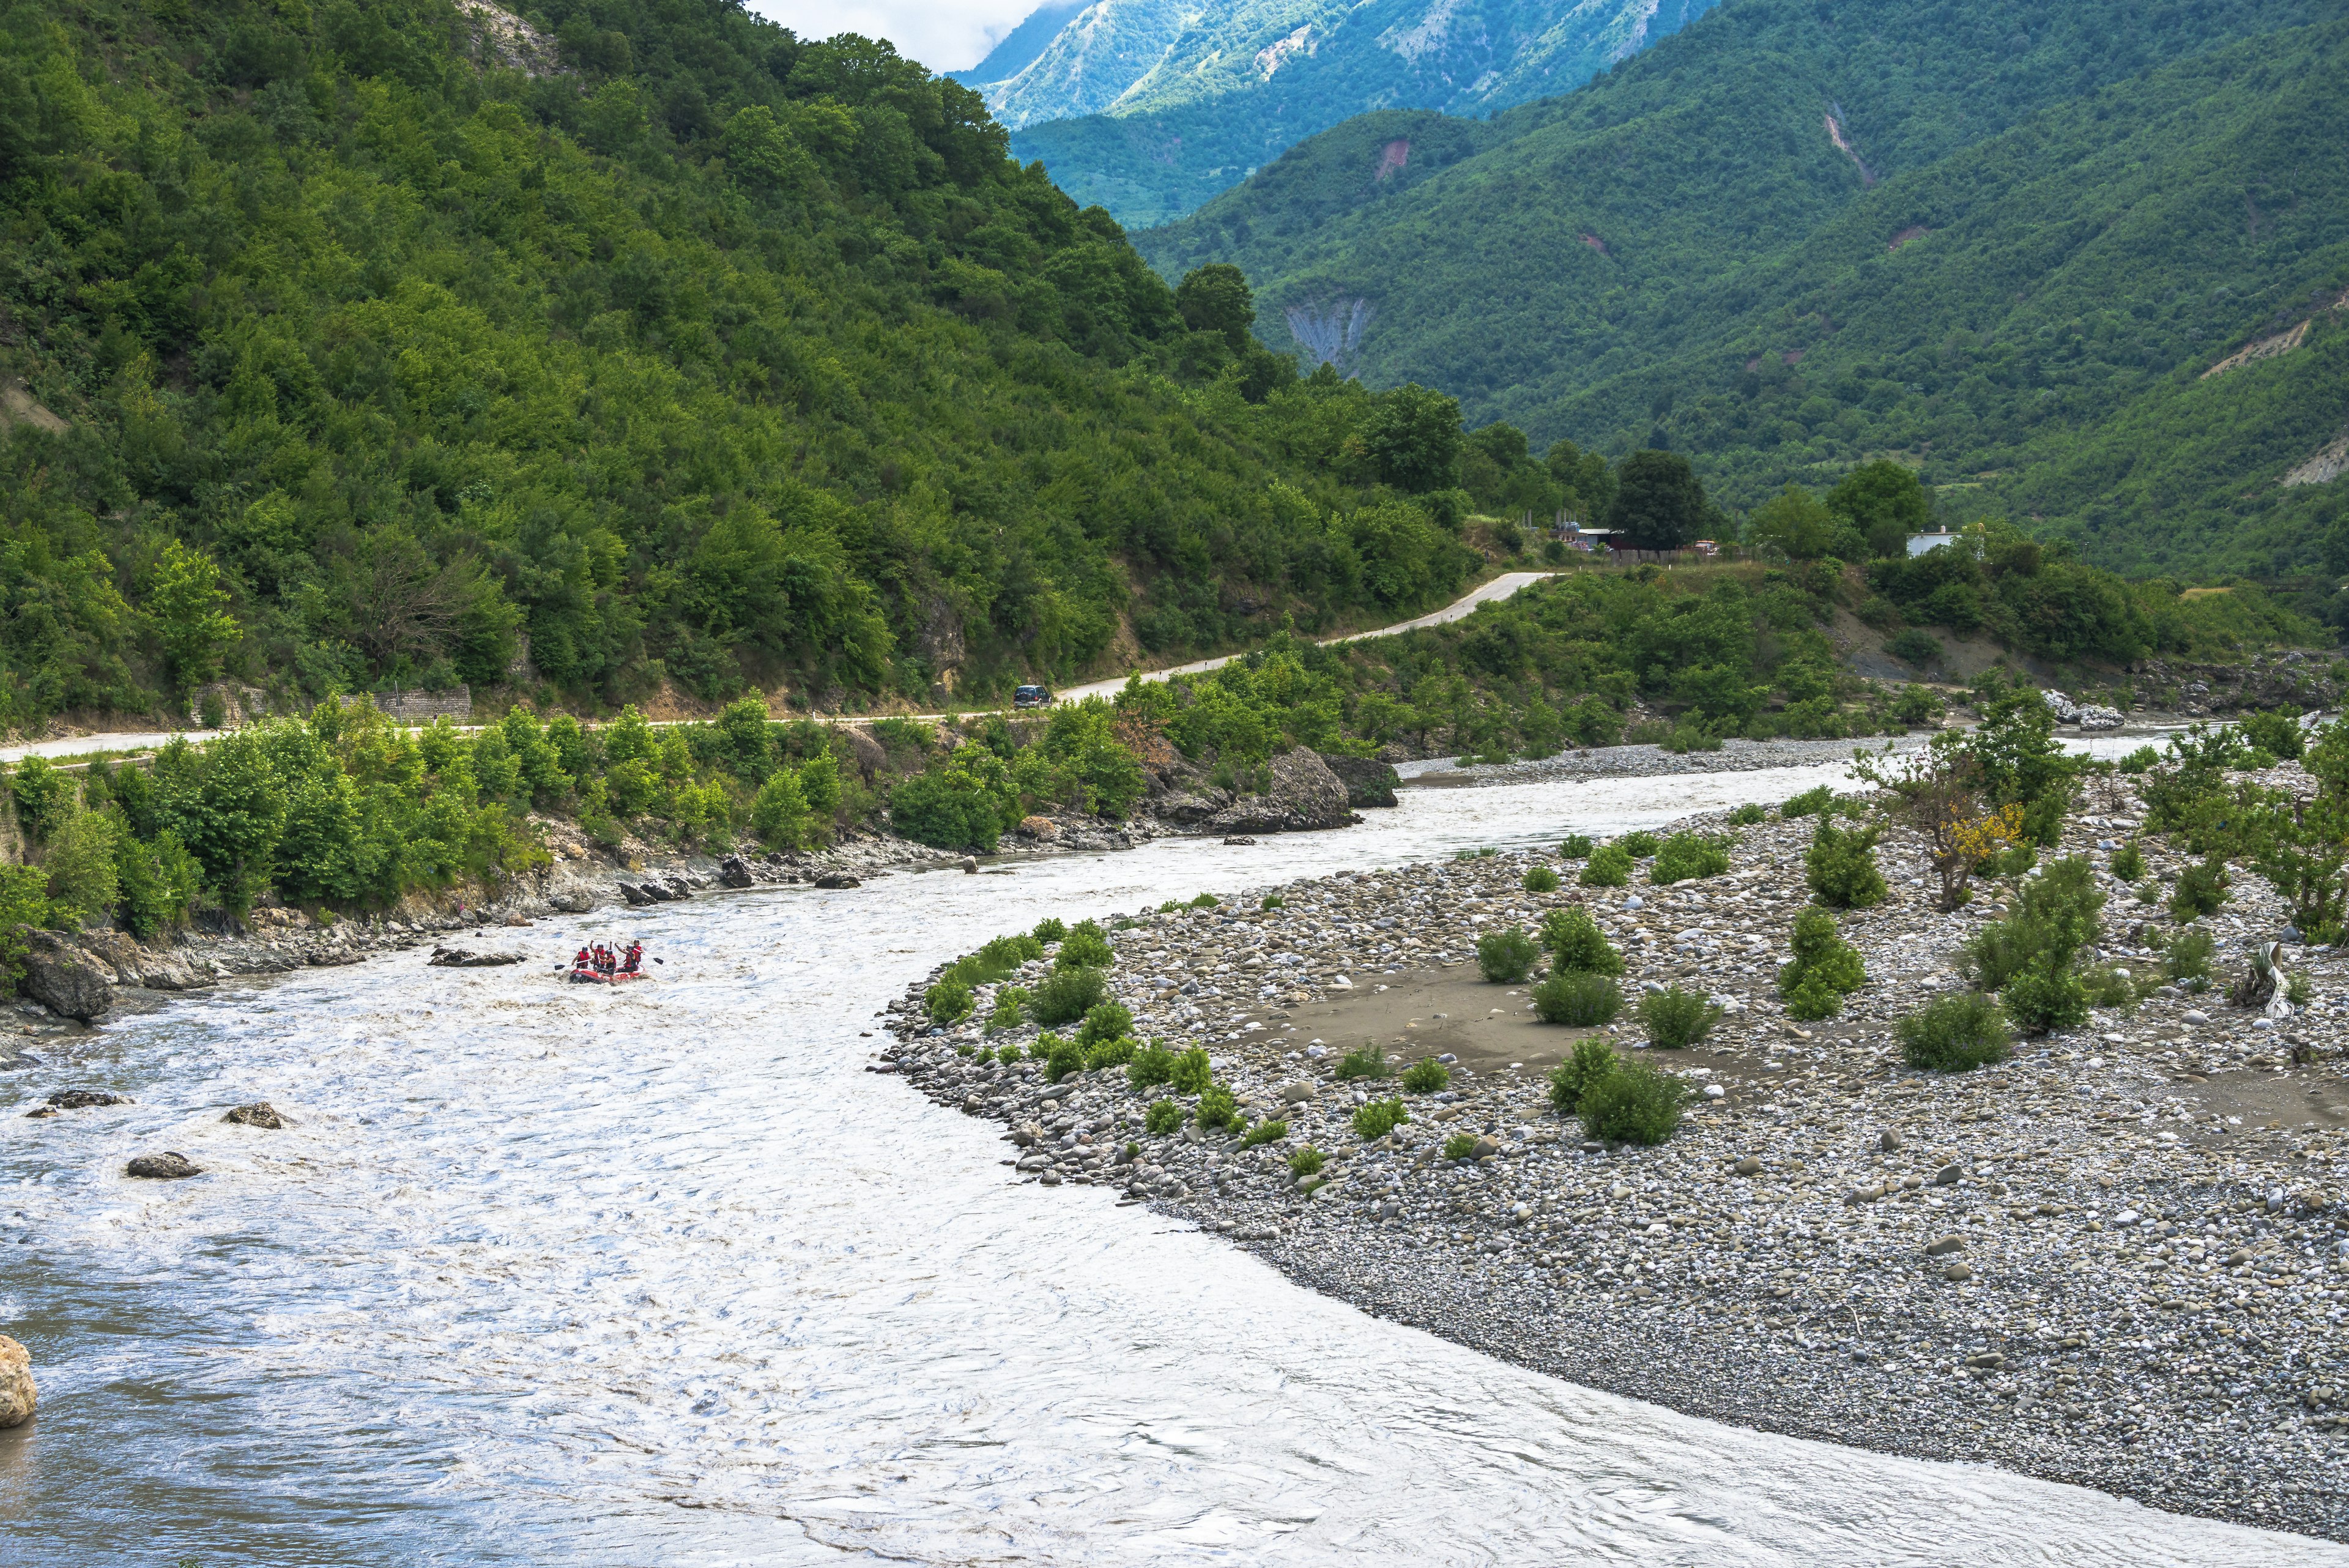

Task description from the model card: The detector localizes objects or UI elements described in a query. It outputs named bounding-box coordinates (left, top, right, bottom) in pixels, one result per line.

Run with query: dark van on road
left=1012, top=685, right=1052, bottom=709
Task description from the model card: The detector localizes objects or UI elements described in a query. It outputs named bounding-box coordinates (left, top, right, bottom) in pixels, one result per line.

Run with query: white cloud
left=743, top=0, right=1037, bottom=74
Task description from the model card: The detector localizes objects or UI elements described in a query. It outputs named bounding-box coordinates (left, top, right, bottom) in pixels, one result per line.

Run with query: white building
left=1906, top=529, right=1963, bottom=557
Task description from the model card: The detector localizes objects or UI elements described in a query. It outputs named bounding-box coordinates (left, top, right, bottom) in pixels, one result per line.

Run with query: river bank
left=882, top=754, right=2349, bottom=1542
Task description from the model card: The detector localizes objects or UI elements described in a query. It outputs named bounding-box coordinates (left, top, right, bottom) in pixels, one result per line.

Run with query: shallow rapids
left=4, top=752, right=2337, bottom=1565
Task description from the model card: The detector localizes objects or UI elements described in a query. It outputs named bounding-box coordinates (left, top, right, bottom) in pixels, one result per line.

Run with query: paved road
left=0, top=573, right=1565, bottom=763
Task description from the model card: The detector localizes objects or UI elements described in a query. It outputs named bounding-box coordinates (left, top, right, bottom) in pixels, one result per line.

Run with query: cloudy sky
left=747, top=0, right=1036, bottom=72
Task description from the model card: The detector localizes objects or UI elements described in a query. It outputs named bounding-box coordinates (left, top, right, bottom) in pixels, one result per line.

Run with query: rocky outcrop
left=1317, top=752, right=1401, bottom=808
left=16, top=928, right=114, bottom=1020
left=2042, top=690, right=2125, bottom=730
left=125, top=1151, right=201, bottom=1180
left=24, top=1089, right=132, bottom=1118
left=225, top=1102, right=286, bottom=1129
left=1157, top=788, right=1233, bottom=825
left=0, top=1334, right=32, bottom=1429
left=1204, top=748, right=1355, bottom=834
left=716, top=854, right=755, bottom=888
left=814, top=871, right=861, bottom=890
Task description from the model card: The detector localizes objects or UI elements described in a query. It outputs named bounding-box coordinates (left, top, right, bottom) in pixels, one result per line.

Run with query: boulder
left=125, top=1151, right=201, bottom=1180
left=427, top=946, right=525, bottom=967
left=43, top=1089, right=133, bottom=1112
left=1203, top=749, right=1353, bottom=835
left=1157, top=789, right=1231, bottom=825
left=814, top=872, right=861, bottom=890
left=0, top=1334, right=32, bottom=1429
left=661, top=877, right=691, bottom=901
left=15, top=928, right=113, bottom=1020
left=716, top=855, right=755, bottom=889
left=618, top=882, right=653, bottom=906
left=1017, top=816, right=1059, bottom=841
left=1317, top=752, right=1401, bottom=808
left=224, top=1102, right=286, bottom=1129
left=1222, top=835, right=1257, bottom=847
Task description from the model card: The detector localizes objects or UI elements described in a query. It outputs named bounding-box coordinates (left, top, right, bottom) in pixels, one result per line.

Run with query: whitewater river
left=3, top=749, right=2337, bottom=1566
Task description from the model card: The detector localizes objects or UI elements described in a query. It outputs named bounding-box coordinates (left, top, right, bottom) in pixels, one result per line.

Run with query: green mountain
left=0, top=0, right=1504, bottom=729
left=1137, top=0, right=2349, bottom=582
left=979, top=0, right=1717, bottom=228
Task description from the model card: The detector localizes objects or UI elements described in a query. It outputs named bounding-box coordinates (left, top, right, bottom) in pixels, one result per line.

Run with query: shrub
left=2240, top=707, right=2306, bottom=762
left=2108, top=839, right=2144, bottom=882
left=1727, top=803, right=1767, bottom=827
left=1401, top=1058, right=1449, bottom=1093
left=2117, top=746, right=2161, bottom=775
left=2081, top=966, right=2137, bottom=1010
left=1547, top=1037, right=1619, bottom=1113
left=1651, top=832, right=1731, bottom=883
left=1335, top=1045, right=1389, bottom=1080
left=1964, top=856, right=2105, bottom=1034
left=1781, top=971, right=1845, bottom=1022
left=1476, top=926, right=1540, bottom=983
left=1639, top=986, right=1722, bottom=1047
left=750, top=768, right=811, bottom=850
left=1778, top=906, right=1865, bottom=1020
left=1619, top=830, right=1660, bottom=858
left=985, top=986, right=1030, bottom=1031
left=1044, top=1034, right=1085, bottom=1081
left=1579, top=1062, right=1688, bottom=1145
left=1887, top=627, right=1941, bottom=667
left=1189, top=892, right=1220, bottom=908
left=1145, top=1098, right=1183, bottom=1135
left=1240, top=1119, right=1288, bottom=1149
left=1031, top=965, right=1108, bottom=1026
left=1560, top=834, right=1595, bottom=858
left=1805, top=817, right=1887, bottom=909
left=44, top=808, right=120, bottom=924
left=1033, top=917, right=1067, bottom=943
left=1540, top=907, right=1624, bottom=975
left=1127, top=1042, right=1178, bottom=1088
left=1353, top=1098, right=1409, bottom=1139
left=2169, top=858, right=2230, bottom=921
left=1533, top=970, right=1623, bottom=1025
left=8, top=756, right=71, bottom=841
left=1056, top=923, right=1115, bottom=969
left=1077, top=1001, right=1135, bottom=1047
left=995, top=1039, right=1025, bottom=1063
left=1442, top=1132, right=1480, bottom=1160
left=1197, top=1084, right=1239, bottom=1131
left=926, top=978, right=973, bottom=1023
left=1892, top=685, right=1943, bottom=725
left=1169, top=1047, right=1213, bottom=1094
left=2162, top=927, right=2216, bottom=989
left=1288, top=1145, right=1324, bottom=1177
left=1261, top=893, right=1285, bottom=910
left=1780, top=784, right=1835, bottom=819
left=1579, top=844, right=1633, bottom=886
left=2288, top=971, right=2315, bottom=1008
left=1897, top=992, right=2012, bottom=1071
left=1523, top=864, right=1561, bottom=893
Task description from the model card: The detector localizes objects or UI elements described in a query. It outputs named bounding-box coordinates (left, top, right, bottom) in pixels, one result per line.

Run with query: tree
left=1856, top=732, right=2023, bottom=910
left=1828, top=460, right=1932, bottom=559
left=146, top=540, right=239, bottom=690
left=1745, top=485, right=1838, bottom=560
left=1603, top=450, right=1707, bottom=550
left=1174, top=264, right=1254, bottom=353
left=751, top=768, right=811, bottom=849
left=1353, top=384, right=1463, bottom=493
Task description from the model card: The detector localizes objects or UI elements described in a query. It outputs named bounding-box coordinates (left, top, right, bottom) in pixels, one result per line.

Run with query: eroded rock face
left=16, top=928, right=113, bottom=1020
left=125, top=1151, right=201, bottom=1180
left=1318, top=752, right=1401, bottom=808
left=1206, top=748, right=1354, bottom=834
left=0, top=1334, right=34, bottom=1429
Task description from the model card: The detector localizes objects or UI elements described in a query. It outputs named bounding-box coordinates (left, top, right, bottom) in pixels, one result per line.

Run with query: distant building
left=1690, top=539, right=1721, bottom=558
left=1906, top=529, right=1962, bottom=557
left=1554, top=521, right=1621, bottom=553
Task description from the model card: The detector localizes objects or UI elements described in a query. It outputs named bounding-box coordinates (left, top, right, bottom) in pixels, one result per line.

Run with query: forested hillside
left=1137, top=0, right=2349, bottom=585
left=0, top=0, right=1515, bottom=732
left=988, top=0, right=1717, bottom=228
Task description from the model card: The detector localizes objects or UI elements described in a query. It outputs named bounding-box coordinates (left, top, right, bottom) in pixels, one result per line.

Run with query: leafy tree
left=1174, top=264, right=1255, bottom=352
left=1353, top=384, right=1464, bottom=494
left=1746, top=485, right=1838, bottom=560
left=1828, top=461, right=1931, bottom=559
left=752, top=769, right=812, bottom=850
left=1604, top=450, right=1707, bottom=550
left=145, top=541, right=239, bottom=692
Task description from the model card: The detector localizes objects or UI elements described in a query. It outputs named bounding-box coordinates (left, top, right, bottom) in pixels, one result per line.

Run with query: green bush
left=2169, top=858, right=2230, bottom=921
left=1964, top=856, right=2106, bottom=1034
left=1780, top=785, right=1835, bottom=819
left=43, top=808, right=121, bottom=925
left=1127, top=1042, right=1178, bottom=1088
left=1261, top=893, right=1286, bottom=910
left=2117, top=746, right=2161, bottom=775
left=1240, top=1119, right=1288, bottom=1149
left=1887, top=627, right=1941, bottom=667
left=1533, top=970, right=1623, bottom=1025
left=1169, top=1047, right=1214, bottom=1094
left=2108, top=839, right=2144, bottom=881
left=926, top=978, right=973, bottom=1023
left=1560, top=834, right=1595, bottom=858
left=1638, top=986, right=1722, bottom=1047
left=1335, top=1045, right=1389, bottom=1080
left=1476, top=926, right=1540, bottom=983
left=1189, top=892, right=1220, bottom=908
left=1288, top=1145, right=1324, bottom=1177
left=1897, top=991, right=2013, bottom=1071
left=1547, top=1037, right=1619, bottom=1113
left=1077, top=1001, right=1135, bottom=1047
left=1650, top=832, right=1731, bottom=883
left=1031, top=965, right=1108, bottom=1026
left=1540, top=906, right=1624, bottom=975
left=1579, top=844, right=1633, bottom=886
left=1044, top=1033, right=1085, bottom=1081
left=1033, top=917, right=1067, bottom=943
left=985, top=986, right=1030, bottom=1031
left=1145, top=1098, right=1183, bottom=1135
left=1578, top=1062, right=1688, bottom=1145
left=1401, top=1058, right=1449, bottom=1093
left=1353, top=1098, right=1409, bottom=1139
left=2162, top=927, right=2216, bottom=988
left=1442, top=1132, right=1480, bottom=1160
left=1891, top=685, right=1943, bottom=725
left=2240, top=708, right=2306, bottom=762
left=1197, top=1084, right=1239, bottom=1131
left=1777, top=906, right=1865, bottom=1020
left=1523, top=864, right=1562, bottom=893
left=2081, top=966, right=2137, bottom=1010
left=1727, top=803, right=1767, bottom=827
left=1056, top=923, right=1115, bottom=969
left=995, top=1039, right=1025, bottom=1063
left=8, top=756, right=72, bottom=842
left=1618, top=830, right=1660, bottom=858
left=1805, top=817, right=1887, bottom=909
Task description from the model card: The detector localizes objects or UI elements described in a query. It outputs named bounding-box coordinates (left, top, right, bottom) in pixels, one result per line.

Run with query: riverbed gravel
left=885, top=754, right=2349, bottom=1544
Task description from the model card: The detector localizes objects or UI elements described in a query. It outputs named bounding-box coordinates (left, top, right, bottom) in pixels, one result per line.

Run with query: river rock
left=42, top=1089, right=133, bottom=1111
left=814, top=872, right=861, bottom=890
left=427, top=946, right=525, bottom=967
left=716, top=855, right=756, bottom=888
left=547, top=884, right=594, bottom=914
left=618, top=882, right=653, bottom=907
left=224, top=1102, right=286, bottom=1129
left=15, top=928, right=113, bottom=1020
left=0, top=1334, right=32, bottom=1429
left=1205, top=748, right=1353, bottom=834
left=125, top=1151, right=201, bottom=1180
left=1157, top=789, right=1233, bottom=825
left=1317, top=752, right=1401, bottom=809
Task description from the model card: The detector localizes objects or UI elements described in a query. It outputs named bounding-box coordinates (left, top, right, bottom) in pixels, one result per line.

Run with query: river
left=3, top=751, right=2336, bottom=1566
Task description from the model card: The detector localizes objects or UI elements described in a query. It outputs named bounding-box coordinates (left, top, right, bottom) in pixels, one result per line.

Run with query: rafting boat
left=568, top=968, right=651, bottom=985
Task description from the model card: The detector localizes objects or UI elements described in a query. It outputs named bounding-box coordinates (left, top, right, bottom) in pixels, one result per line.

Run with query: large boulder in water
left=15, top=928, right=113, bottom=1020
left=125, top=1151, right=201, bottom=1180
left=1205, top=748, right=1354, bottom=834
left=0, top=1334, right=33, bottom=1429
left=716, top=854, right=755, bottom=888
left=427, top=946, right=524, bottom=967
left=224, top=1102, right=286, bottom=1129
left=1316, top=752, right=1400, bottom=808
